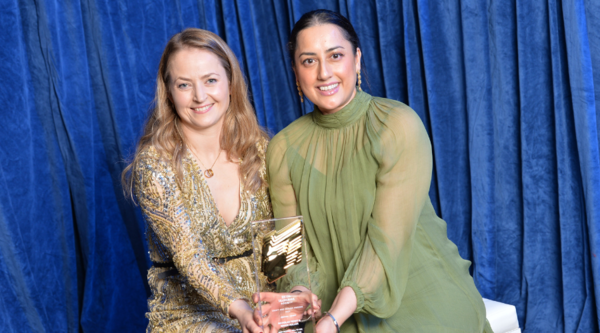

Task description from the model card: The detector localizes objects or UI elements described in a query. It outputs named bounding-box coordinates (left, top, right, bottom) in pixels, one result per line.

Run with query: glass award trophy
left=251, top=216, right=318, bottom=332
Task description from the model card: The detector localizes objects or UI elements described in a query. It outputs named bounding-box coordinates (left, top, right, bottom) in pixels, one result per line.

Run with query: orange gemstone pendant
left=204, top=169, right=214, bottom=178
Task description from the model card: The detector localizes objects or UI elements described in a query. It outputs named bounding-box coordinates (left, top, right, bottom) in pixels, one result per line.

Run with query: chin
left=320, top=101, right=343, bottom=112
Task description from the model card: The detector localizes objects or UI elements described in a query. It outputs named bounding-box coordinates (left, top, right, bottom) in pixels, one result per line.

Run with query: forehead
left=295, top=23, right=351, bottom=54
left=167, top=47, right=225, bottom=76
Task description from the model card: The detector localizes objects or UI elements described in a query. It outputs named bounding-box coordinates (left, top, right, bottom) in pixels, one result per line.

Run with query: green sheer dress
left=266, top=91, right=493, bottom=332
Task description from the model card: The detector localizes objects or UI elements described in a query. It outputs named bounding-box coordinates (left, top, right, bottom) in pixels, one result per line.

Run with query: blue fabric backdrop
left=1, top=0, right=598, bottom=332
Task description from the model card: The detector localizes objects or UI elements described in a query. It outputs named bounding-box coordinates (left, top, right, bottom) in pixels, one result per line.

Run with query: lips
left=191, top=104, right=213, bottom=114
left=317, top=82, right=339, bottom=96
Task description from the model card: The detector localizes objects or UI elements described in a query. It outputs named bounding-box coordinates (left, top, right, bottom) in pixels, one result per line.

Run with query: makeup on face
left=168, top=47, right=230, bottom=135
left=294, top=24, right=361, bottom=115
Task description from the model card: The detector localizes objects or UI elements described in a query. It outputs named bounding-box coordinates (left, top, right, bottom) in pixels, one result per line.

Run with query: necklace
left=189, top=145, right=222, bottom=178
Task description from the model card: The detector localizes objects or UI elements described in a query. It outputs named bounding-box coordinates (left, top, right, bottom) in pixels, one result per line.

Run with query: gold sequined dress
left=134, top=144, right=272, bottom=333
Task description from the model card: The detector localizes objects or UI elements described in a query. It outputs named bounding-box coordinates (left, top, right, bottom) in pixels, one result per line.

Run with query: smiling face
left=167, top=47, right=230, bottom=135
left=293, top=24, right=361, bottom=115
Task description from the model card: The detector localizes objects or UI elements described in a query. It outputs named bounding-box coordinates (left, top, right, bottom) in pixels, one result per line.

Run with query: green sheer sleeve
left=338, top=100, right=433, bottom=317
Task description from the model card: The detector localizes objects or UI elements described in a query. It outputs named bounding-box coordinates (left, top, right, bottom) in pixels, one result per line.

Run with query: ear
left=355, top=48, right=362, bottom=72
left=292, top=63, right=298, bottom=81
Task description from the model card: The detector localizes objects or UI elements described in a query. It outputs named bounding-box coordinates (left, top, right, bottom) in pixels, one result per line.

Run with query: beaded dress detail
left=134, top=140, right=272, bottom=333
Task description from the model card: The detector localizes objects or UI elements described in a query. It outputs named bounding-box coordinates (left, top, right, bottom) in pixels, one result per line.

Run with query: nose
left=193, top=85, right=207, bottom=103
left=317, top=61, right=332, bottom=81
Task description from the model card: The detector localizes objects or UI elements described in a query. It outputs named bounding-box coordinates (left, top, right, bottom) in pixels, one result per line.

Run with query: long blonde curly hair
left=122, top=28, right=268, bottom=196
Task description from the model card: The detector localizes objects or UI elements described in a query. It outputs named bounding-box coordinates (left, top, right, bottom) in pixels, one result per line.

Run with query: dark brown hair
left=288, top=9, right=361, bottom=63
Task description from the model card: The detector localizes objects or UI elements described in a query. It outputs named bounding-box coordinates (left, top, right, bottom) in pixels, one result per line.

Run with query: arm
left=333, top=104, right=433, bottom=322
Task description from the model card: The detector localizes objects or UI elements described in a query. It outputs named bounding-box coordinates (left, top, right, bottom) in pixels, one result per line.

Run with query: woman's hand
left=315, top=287, right=358, bottom=333
left=252, top=289, right=321, bottom=333
left=229, top=299, right=263, bottom=333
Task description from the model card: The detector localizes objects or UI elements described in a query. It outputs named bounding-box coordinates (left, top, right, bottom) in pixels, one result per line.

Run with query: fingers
left=245, top=317, right=263, bottom=333
left=253, top=308, right=263, bottom=328
left=256, top=292, right=280, bottom=303
left=268, top=323, right=280, bottom=333
left=255, top=303, right=276, bottom=327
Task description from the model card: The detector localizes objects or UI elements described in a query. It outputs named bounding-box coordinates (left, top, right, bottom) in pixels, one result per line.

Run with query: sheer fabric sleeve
left=266, top=140, right=322, bottom=295
left=339, top=102, right=433, bottom=317
left=134, top=152, right=244, bottom=316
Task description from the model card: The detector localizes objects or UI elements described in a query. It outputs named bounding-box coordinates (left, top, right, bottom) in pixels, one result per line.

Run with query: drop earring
left=296, top=81, right=304, bottom=103
left=357, top=70, right=362, bottom=91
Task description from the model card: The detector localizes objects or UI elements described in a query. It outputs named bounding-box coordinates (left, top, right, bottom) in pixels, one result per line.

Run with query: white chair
left=483, top=298, right=521, bottom=333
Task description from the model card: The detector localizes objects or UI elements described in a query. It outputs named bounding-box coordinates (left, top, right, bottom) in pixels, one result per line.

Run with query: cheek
left=338, top=60, right=356, bottom=80
left=297, top=67, right=315, bottom=87
left=217, top=84, right=230, bottom=104
left=171, top=90, right=191, bottom=111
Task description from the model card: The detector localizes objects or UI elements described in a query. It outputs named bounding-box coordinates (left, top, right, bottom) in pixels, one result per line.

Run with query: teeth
left=319, top=83, right=338, bottom=91
left=192, top=104, right=211, bottom=112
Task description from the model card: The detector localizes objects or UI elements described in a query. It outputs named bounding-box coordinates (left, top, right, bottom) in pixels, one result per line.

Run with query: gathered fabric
left=267, top=91, right=493, bottom=332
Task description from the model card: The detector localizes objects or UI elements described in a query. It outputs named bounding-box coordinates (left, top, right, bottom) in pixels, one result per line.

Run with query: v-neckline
left=187, top=149, right=242, bottom=229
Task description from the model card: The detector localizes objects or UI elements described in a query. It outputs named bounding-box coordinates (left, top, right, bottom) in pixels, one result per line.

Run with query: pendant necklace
left=190, top=146, right=222, bottom=178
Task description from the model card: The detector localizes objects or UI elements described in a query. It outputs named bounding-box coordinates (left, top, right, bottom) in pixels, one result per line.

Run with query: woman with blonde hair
left=122, top=28, right=270, bottom=333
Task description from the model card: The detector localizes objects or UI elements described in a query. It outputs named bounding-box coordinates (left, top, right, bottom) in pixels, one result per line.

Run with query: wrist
left=228, top=299, right=252, bottom=320
left=327, top=287, right=357, bottom=327
left=325, top=312, right=341, bottom=333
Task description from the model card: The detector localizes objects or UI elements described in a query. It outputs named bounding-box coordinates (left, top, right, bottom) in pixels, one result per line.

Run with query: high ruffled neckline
left=312, top=90, right=372, bottom=129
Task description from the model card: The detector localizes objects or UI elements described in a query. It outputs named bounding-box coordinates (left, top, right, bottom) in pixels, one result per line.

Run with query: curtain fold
left=0, top=0, right=598, bottom=332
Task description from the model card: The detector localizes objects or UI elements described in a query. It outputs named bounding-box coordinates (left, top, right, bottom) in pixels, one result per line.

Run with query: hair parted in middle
left=122, top=28, right=267, bottom=195
left=287, top=9, right=362, bottom=64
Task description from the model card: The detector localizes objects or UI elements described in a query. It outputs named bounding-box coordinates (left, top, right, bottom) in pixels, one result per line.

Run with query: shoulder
left=136, top=145, right=165, bottom=168
left=365, top=96, right=431, bottom=161
left=133, top=145, right=174, bottom=181
left=267, top=113, right=313, bottom=158
left=256, top=135, right=269, bottom=157
left=368, top=96, right=429, bottom=142
left=370, top=96, right=423, bottom=127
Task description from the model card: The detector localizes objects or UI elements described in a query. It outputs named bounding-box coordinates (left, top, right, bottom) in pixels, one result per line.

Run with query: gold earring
left=357, top=70, right=362, bottom=91
left=296, top=81, right=304, bottom=103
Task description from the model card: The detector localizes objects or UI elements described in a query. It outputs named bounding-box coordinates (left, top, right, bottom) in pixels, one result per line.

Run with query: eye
left=177, top=83, right=190, bottom=89
left=302, top=58, right=315, bottom=65
left=331, top=53, right=343, bottom=60
left=207, top=78, right=217, bottom=84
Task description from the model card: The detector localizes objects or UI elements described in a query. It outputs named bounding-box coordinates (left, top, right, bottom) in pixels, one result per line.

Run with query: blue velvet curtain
left=1, top=0, right=598, bottom=332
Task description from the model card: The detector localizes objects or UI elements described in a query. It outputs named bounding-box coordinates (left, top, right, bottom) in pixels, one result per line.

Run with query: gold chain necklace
left=189, top=145, right=222, bottom=178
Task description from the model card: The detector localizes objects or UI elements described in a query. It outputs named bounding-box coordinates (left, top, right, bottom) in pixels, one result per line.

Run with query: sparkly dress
left=134, top=142, right=272, bottom=333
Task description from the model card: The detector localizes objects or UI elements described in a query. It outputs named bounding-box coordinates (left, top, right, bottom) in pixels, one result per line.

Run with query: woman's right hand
left=229, top=299, right=264, bottom=333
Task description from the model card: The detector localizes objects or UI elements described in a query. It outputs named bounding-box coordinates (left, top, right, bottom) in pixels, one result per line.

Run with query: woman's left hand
left=229, top=299, right=263, bottom=333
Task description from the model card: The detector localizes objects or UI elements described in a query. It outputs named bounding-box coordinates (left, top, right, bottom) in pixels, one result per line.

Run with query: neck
left=180, top=123, right=223, bottom=160
left=320, top=88, right=357, bottom=115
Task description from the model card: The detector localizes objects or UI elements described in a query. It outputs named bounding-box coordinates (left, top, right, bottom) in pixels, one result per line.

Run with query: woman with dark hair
left=263, top=9, right=493, bottom=332
left=122, top=28, right=270, bottom=332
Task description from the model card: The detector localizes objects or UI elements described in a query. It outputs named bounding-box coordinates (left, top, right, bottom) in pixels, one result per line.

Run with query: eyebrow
left=174, top=73, right=220, bottom=81
left=298, top=46, right=345, bottom=58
